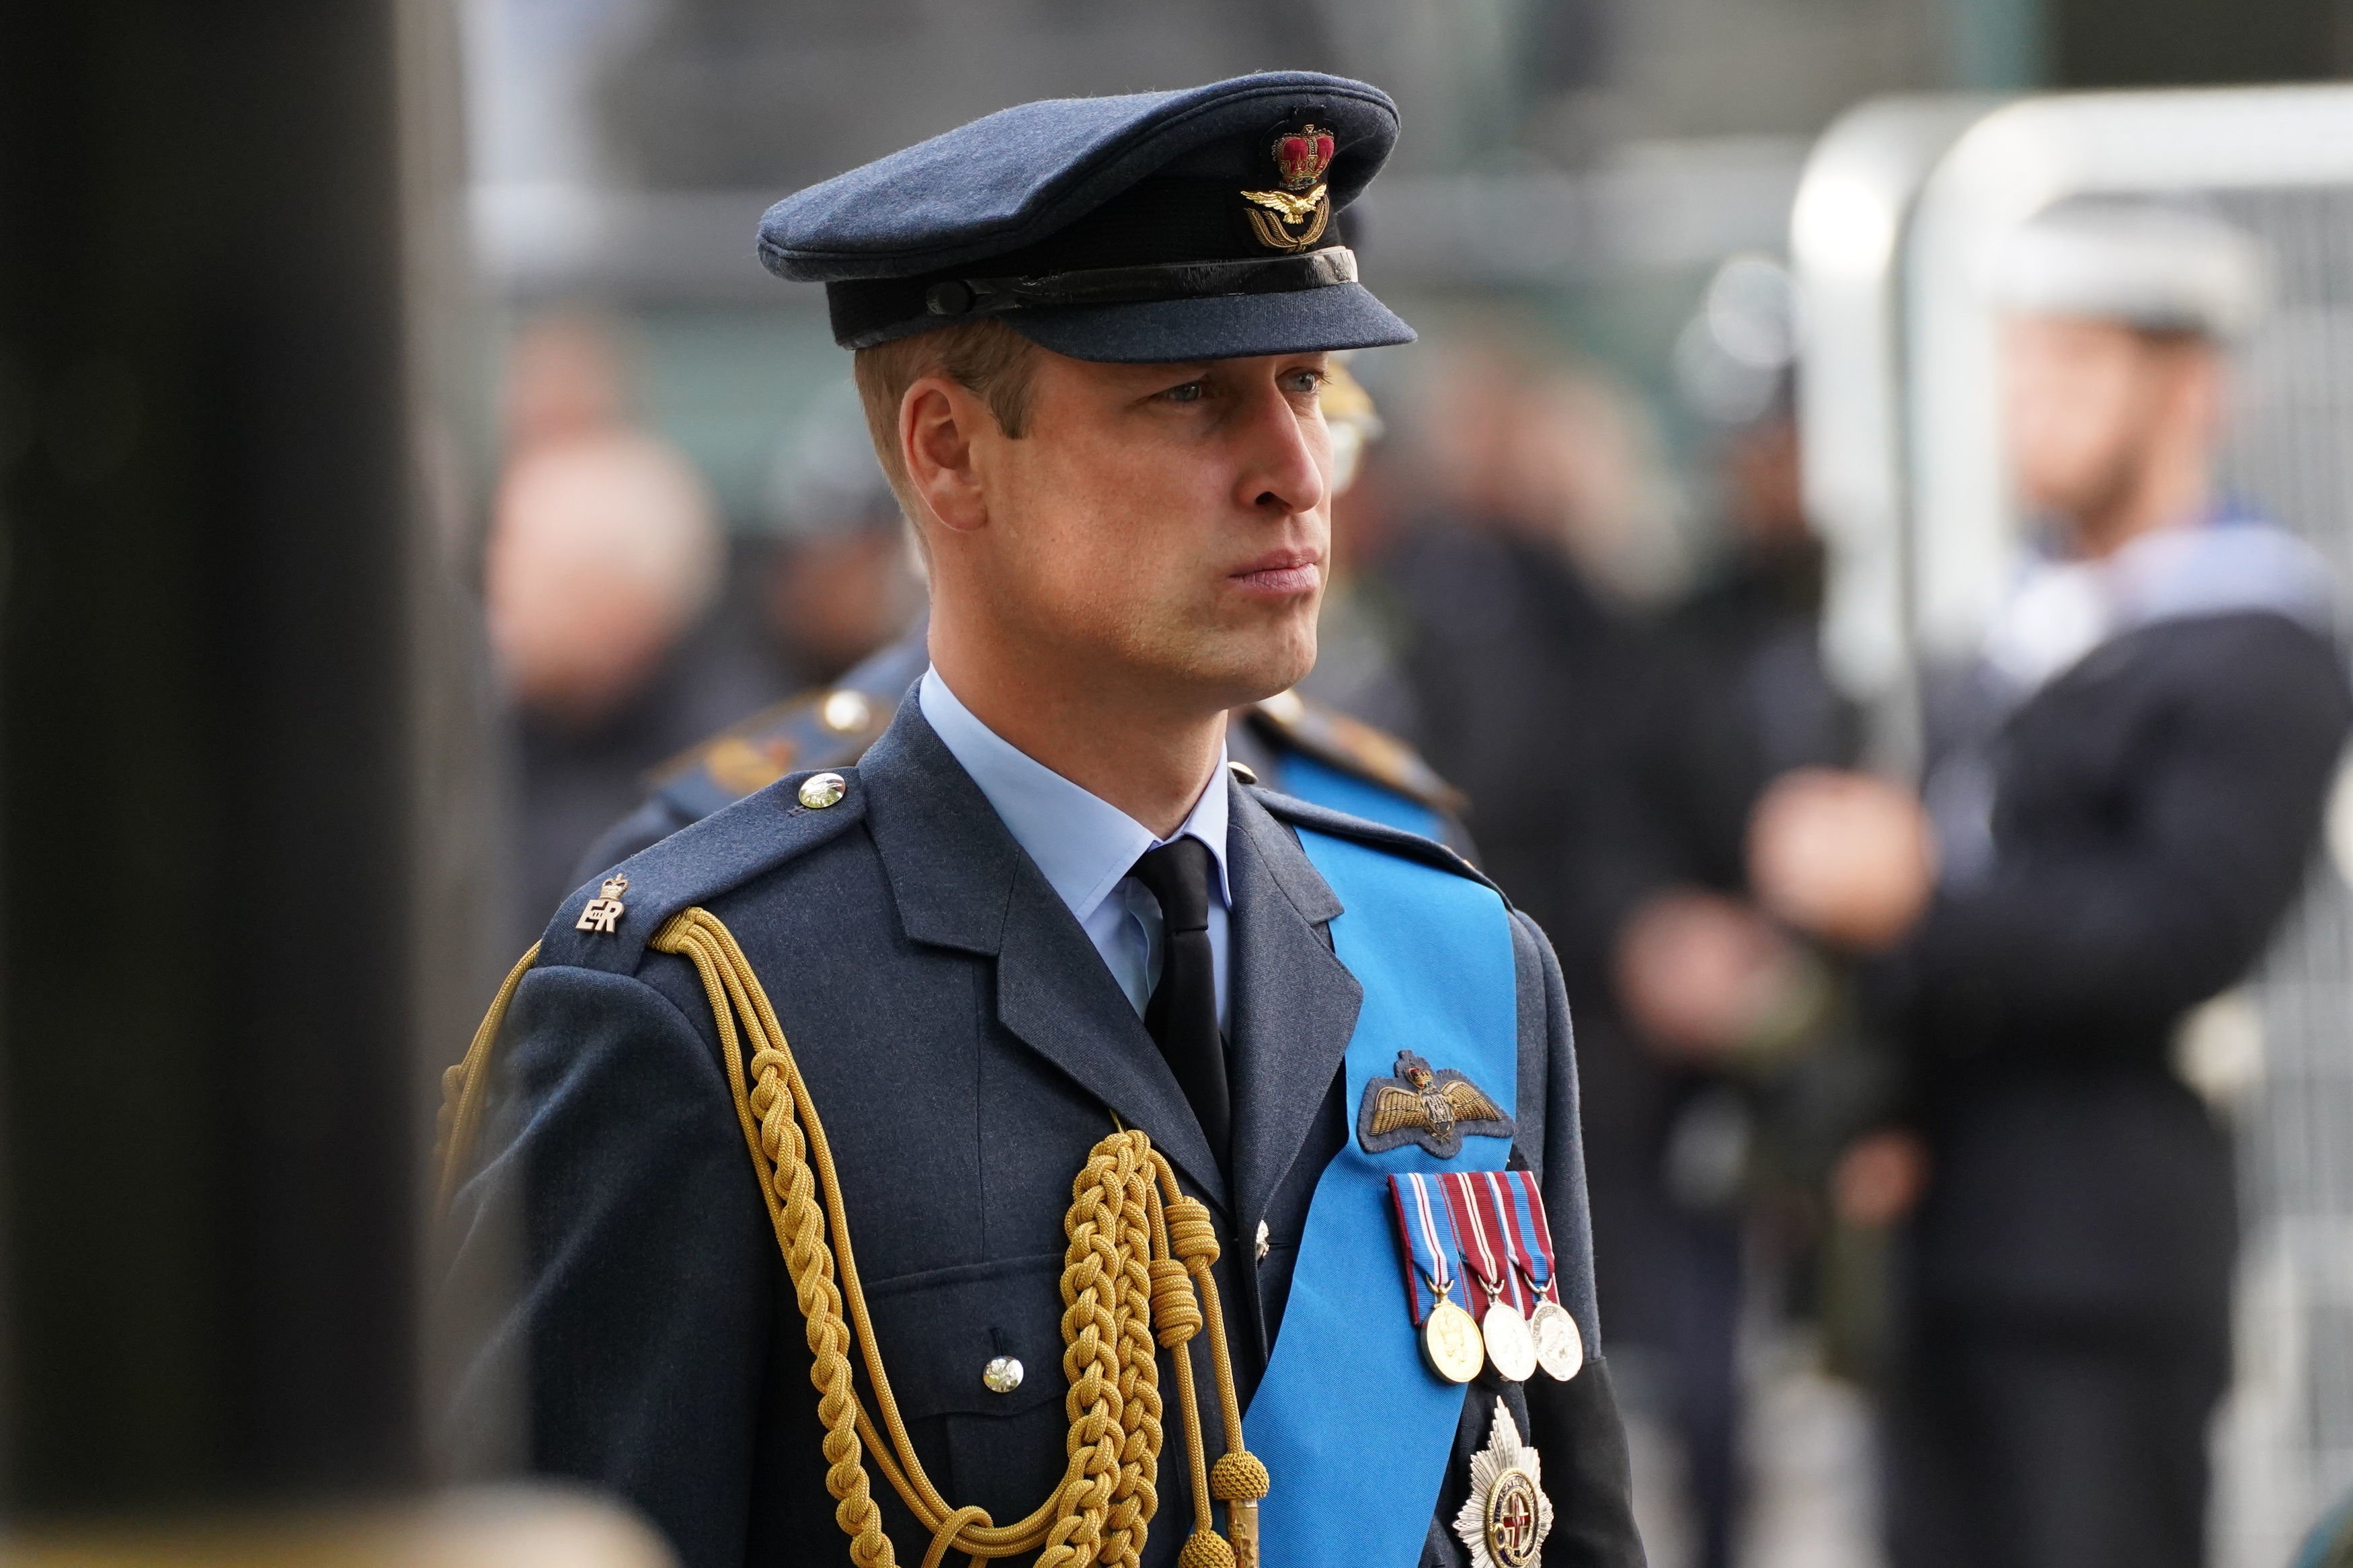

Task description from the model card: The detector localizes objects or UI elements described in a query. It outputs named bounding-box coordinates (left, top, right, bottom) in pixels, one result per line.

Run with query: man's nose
left=1233, top=386, right=1328, bottom=518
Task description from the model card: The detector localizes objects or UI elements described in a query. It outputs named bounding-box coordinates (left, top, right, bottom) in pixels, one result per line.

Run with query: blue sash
left=1243, top=827, right=1518, bottom=1567
left=1276, top=753, right=1447, bottom=842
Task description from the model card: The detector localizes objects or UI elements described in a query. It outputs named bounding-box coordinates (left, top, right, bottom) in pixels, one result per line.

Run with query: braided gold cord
left=433, top=941, right=542, bottom=1210
left=437, top=911, right=1269, bottom=1567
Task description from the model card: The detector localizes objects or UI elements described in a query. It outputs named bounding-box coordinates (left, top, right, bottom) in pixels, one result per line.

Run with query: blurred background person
left=1373, top=336, right=1677, bottom=969
left=1749, top=202, right=2352, bottom=1568
left=746, top=384, right=925, bottom=692
left=1608, top=334, right=1864, bottom=1567
left=485, top=310, right=754, bottom=934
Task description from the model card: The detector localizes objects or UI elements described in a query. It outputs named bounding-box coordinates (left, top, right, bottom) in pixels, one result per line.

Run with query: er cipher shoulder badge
left=1455, top=1399, right=1554, bottom=1568
left=576, top=874, right=629, bottom=935
left=1360, top=1050, right=1513, bottom=1157
left=1240, top=122, right=1334, bottom=252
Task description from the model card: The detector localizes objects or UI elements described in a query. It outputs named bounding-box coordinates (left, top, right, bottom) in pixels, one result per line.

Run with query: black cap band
left=924, top=247, right=1358, bottom=319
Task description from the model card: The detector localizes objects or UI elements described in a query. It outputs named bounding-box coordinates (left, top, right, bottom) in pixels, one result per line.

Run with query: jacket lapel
left=1226, top=780, right=1363, bottom=1230
left=859, top=697, right=1228, bottom=1210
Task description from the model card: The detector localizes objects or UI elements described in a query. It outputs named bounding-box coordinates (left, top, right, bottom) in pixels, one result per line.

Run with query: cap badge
left=1242, top=122, right=1335, bottom=252
left=1359, top=1050, right=1515, bottom=1157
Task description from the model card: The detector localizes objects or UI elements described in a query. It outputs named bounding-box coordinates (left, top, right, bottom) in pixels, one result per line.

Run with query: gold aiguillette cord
left=436, top=910, right=1269, bottom=1568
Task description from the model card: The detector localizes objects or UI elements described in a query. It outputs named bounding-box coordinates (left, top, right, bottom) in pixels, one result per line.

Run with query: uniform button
left=1255, top=1220, right=1271, bottom=1262
left=798, top=772, right=847, bottom=809
left=1228, top=758, right=1259, bottom=785
left=982, top=1356, right=1025, bottom=1394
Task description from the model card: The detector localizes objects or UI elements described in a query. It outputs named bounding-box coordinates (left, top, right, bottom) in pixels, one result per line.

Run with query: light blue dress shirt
left=918, top=667, right=1232, bottom=1028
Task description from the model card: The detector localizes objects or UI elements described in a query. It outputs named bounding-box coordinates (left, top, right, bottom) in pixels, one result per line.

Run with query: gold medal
left=1530, top=1299, right=1584, bottom=1382
left=1479, top=1294, right=1538, bottom=1384
left=1423, top=1283, right=1486, bottom=1385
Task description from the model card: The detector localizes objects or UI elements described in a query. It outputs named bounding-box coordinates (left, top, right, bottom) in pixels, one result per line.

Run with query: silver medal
left=1529, top=1299, right=1584, bottom=1382
left=1480, top=1296, right=1538, bottom=1384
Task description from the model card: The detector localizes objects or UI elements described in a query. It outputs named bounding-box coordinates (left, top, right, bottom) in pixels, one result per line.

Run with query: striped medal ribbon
left=1440, top=1171, right=1538, bottom=1383
left=1495, top=1170, right=1583, bottom=1382
left=1390, top=1172, right=1484, bottom=1384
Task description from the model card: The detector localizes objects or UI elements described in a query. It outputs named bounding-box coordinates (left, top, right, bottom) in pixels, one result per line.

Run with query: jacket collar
left=1224, top=780, right=1361, bottom=1229
left=858, top=696, right=1367, bottom=1228
left=861, top=695, right=1226, bottom=1207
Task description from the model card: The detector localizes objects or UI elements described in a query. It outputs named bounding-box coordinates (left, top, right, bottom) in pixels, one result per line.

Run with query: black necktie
left=1129, top=837, right=1230, bottom=1167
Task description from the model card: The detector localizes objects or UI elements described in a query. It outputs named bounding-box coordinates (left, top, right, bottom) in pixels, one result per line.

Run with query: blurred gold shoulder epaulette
left=1244, top=689, right=1466, bottom=815
left=648, top=684, right=893, bottom=804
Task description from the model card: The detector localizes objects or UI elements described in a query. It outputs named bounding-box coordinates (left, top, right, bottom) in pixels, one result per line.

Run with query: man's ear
left=901, top=375, right=992, bottom=535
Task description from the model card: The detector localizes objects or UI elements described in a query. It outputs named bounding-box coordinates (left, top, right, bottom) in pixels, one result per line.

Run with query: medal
left=1478, top=1293, right=1539, bottom=1383
left=1529, top=1299, right=1584, bottom=1383
left=1453, top=1398, right=1555, bottom=1568
left=1423, top=1286, right=1486, bottom=1384
left=1494, top=1169, right=1583, bottom=1383
left=1390, top=1173, right=1486, bottom=1384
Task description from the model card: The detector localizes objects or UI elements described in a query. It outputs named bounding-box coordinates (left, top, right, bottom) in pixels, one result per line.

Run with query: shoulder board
left=539, top=767, right=870, bottom=975
left=645, top=683, right=895, bottom=821
left=1244, top=690, right=1464, bottom=814
left=1247, top=785, right=1499, bottom=895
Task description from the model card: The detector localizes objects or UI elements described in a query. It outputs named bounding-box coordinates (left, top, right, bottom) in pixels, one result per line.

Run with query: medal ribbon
left=1439, top=1170, right=1532, bottom=1318
left=1386, top=1172, right=1466, bottom=1325
left=1497, top=1169, right=1560, bottom=1305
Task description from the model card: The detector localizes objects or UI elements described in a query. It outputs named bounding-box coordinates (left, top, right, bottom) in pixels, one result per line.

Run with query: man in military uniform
left=441, top=73, right=1643, bottom=1568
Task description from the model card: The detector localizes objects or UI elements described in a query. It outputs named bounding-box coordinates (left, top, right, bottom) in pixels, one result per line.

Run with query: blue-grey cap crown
left=756, top=71, right=1400, bottom=284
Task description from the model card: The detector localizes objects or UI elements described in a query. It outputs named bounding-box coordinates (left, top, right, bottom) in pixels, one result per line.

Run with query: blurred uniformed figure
left=440, top=73, right=1642, bottom=1568
left=575, top=359, right=1472, bottom=883
left=1607, top=386, right=1860, bottom=1568
left=1750, top=201, right=2352, bottom=1568
left=748, top=384, right=928, bottom=688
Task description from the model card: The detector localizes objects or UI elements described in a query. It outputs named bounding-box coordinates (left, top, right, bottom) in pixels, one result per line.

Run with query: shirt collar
left=918, top=666, right=1232, bottom=924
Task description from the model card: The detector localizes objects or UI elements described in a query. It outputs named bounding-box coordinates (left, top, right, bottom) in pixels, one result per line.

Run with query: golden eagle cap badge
left=1240, top=122, right=1335, bottom=252
left=1359, top=1049, right=1515, bottom=1157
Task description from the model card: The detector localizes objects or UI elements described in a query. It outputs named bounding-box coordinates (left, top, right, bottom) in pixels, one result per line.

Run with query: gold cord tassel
left=437, top=911, right=1267, bottom=1567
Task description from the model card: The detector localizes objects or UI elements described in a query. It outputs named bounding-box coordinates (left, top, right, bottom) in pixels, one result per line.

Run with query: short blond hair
left=852, top=320, right=1040, bottom=522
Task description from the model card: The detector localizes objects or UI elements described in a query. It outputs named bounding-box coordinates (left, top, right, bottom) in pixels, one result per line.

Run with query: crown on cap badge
left=1242, top=122, right=1335, bottom=252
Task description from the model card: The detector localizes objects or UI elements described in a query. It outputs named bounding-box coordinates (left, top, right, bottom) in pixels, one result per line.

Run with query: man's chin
left=1196, top=631, right=1316, bottom=711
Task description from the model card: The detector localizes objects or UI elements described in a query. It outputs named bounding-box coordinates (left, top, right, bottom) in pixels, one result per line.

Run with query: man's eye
left=1283, top=370, right=1326, bottom=396
left=1160, top=380, right=1207, bottom=404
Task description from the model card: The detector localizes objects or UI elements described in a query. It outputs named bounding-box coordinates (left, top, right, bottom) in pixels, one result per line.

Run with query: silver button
left=982, top=1355, right=1024, bottom=1394
left=797, top=771, right=847, bottom=809
left=1255, top=1220, right=1271, bottom=1262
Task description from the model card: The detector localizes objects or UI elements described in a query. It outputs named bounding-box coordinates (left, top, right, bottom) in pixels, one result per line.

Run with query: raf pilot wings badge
left=1359, top=1050, right=1515, bottom=1158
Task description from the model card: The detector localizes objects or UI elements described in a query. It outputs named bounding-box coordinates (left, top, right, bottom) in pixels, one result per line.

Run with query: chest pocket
left=862, top=1250, right=1070, bottom=1522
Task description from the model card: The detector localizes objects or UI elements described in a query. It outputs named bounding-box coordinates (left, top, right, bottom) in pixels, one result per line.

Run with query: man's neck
left=928, top=618, right=1226, bottom=840
left=2071, top=446, right=2212, bottom=561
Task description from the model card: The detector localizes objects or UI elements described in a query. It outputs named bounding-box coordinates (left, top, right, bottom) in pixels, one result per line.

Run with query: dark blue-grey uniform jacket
left=443, top=698, right=1643, bottom=1568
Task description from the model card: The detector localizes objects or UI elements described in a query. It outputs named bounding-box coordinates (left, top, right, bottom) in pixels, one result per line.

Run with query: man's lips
left=1228, top=550, right=1322, bottom=597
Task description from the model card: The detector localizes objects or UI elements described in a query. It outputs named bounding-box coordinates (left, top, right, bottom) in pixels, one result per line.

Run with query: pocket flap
left=861, top=1251, right=1069, bottom=1421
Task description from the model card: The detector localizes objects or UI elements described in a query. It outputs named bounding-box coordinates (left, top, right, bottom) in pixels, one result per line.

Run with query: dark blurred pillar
left=0, top=0, right=456, bottom=1512
left=2044, top=0, right=2340, bottom=84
